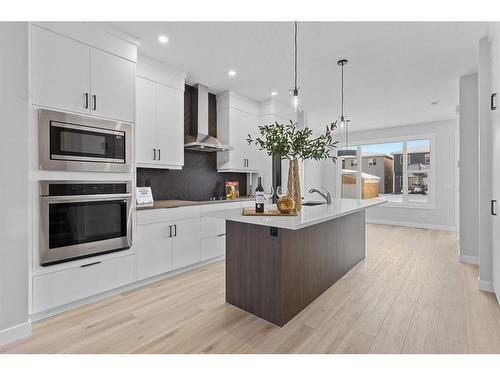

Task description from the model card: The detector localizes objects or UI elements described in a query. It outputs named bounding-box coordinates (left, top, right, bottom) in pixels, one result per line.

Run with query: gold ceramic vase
left=287, top=159, right=302, bottom=211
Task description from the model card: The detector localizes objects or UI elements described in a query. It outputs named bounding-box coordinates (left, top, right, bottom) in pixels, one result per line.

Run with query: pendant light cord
left=294, top=21, right=298, bottom=90
left=341, top=62, right=344, bottom=117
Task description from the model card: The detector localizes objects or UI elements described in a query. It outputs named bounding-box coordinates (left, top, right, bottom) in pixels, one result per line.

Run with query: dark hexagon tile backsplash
left=137, top=150, right=247, bottom=201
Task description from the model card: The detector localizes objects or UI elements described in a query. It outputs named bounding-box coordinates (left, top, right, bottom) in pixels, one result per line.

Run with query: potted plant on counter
left=247, top=120, right=338, bottom=211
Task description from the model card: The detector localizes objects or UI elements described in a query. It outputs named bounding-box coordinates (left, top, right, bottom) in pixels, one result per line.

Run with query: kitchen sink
left=302, top=201, right=326, bottom=206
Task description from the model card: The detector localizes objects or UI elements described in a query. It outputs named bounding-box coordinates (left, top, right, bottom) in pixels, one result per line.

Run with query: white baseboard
left=30, top=256, right=224, bottom=322
left=366, top=218, right=457, bottom=232
left=0, top=321, right=31, bottom=347
left=478, top=278, right=495, bottom=293
left=458, top=254, right=480, bottom=265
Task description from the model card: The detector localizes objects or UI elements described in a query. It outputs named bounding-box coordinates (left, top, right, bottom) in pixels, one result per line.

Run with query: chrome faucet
left=308, top=186, right=332, bottom=205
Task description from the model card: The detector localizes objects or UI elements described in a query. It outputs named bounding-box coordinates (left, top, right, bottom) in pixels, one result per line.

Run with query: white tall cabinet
left=29, top=22, right=138, bottom=318
left=136, top=59, right=186, bottom=169
left=31, top=24, right=135, bottom=122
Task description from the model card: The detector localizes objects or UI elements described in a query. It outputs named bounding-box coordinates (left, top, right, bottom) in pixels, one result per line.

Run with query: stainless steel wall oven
left=38, top=109, right=132, bottom=172
left=39, top=181, right=133, bottom=266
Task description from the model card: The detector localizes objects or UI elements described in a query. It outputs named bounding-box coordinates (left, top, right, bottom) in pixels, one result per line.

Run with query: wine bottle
left=255, top=177, right=264, bottom=213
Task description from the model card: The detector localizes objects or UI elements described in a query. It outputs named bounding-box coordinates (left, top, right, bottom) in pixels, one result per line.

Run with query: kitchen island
left=204, top=198, right=386, bottom=326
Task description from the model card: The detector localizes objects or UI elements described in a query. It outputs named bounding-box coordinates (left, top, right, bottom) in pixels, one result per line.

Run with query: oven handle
left=41, top=193, right=131, bottom=202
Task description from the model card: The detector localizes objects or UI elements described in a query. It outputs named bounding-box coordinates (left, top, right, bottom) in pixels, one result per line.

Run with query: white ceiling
left=110, top=21, right=490, bottom=131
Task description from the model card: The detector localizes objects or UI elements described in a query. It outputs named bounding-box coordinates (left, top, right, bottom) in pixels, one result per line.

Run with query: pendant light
left=336, top=59, right=356, bottom=158
left=289, top=21, right=300, bottom=113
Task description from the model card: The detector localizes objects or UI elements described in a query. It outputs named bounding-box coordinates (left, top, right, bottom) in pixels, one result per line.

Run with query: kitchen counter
left=202, top=198, right=386, bottom=230
left=208, top=197, right=387, bottom=326
left=136, top=197, right=254, bottom=210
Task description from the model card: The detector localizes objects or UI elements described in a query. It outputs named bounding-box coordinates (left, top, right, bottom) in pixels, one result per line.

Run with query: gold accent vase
left=287, top=159, right=302, bottom=211
left=276, top=196, right=294, bottom=214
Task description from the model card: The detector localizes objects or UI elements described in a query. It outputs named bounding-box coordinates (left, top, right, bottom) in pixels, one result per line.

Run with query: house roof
left=361, top=151, right=394, bottom=159
left=342, top=169, right=381, bottom=180
left=391, top=143, right=430, bottom=155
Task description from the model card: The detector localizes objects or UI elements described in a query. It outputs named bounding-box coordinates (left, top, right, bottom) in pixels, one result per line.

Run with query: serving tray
left=242, top=208, right=298, bottom=216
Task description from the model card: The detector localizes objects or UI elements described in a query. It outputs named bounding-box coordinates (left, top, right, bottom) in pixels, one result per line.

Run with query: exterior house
left=392, top=144, right=430, bottom=194
left=341, top=169, right=381, bottom=199
left=342, top=152, right=394, bottom=194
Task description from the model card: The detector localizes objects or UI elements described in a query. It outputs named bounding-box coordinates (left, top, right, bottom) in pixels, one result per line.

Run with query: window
left=338, top=147, right=359, bottom=199
left=359, top=142, right=402, bottom=203
left=339, top=138, right=431, bottom=205
left=399, top=155, right=411, bottom=164
left=407, top=140, right=430, bottom=203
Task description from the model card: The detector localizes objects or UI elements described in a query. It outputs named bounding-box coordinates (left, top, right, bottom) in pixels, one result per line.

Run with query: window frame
left=336, top=134, right=435, bottom=209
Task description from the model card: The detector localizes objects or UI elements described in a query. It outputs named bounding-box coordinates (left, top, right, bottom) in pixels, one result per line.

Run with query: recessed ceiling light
left=228, top=70, right=236, bottom=77
left=157, top=35, right=168, bottom=44
left=271, top=91, right=277, bottom=96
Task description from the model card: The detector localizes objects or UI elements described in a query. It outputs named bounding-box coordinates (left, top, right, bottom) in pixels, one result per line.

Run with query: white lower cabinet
left=201, top=235, right=225, bottom=261
left=172, top=218, right=201, bottom=269
left=136, top=207, right=201, bottom=281
left=136, top=221, right=173, bottom=280
left=32, top=255, right=135, bottom=313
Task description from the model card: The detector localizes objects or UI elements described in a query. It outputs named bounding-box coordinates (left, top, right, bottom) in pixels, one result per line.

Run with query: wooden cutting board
left=242, top=208, right=298, bottom=216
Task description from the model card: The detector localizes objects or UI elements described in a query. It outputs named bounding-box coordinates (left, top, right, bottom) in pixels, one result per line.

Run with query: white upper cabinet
left=32, top=25, right=90, bottom=115
left=136, top=77, right=157, bottom=165
left=31, top=24, right=136, bottom=122
left=90, top=48, right=135, bottom=122
left=217, top=91, right=262, bottom=173
left=156, top=83, right=184, bottom=168
left=135, top=59, right=186, bottom=170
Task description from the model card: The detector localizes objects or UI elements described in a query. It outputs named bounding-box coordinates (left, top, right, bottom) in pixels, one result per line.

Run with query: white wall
left=460, top=74, right=480, bottom=262
left=0, top=23, right=30, bottom=345
left=478, top=38, right=493, bottom=287
left=306, top=117, right=458, bottom=230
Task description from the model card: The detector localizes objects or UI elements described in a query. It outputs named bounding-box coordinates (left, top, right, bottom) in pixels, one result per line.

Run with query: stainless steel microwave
left=38, top=109, right=132, bottom=172
left=39, top=180, right=133, bottom=266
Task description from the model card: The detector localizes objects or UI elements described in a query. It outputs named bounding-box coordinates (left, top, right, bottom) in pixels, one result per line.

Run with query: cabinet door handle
left=153, top=148, right=156, bottom=160
left=158, top=148, right=161, bottom=161
left=81, top=261, right=101, bottom=268
left=492, top=200, right=497, bottom=216
left=217, top=233, right=226, bottom=237
left=173, top=224, right=177, bottom=237
left=84, top=93, right=89, bottom=109
left=92, top=95, right=97, bottom=111
left=168, top=225, right=172, bottom=238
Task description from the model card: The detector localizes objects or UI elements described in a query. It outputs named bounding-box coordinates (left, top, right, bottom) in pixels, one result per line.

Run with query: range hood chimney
left=184, top=84, right=232, bottom=152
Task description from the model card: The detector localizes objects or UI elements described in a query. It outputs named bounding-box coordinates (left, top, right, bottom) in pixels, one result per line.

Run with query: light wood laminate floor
left=3, top=224, right=500, bottom=354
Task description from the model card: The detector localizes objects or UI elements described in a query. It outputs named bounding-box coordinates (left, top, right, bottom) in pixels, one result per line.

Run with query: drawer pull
left=81, top=261, right=101, bottom=268
left=217, top=233, right=226, bottom=237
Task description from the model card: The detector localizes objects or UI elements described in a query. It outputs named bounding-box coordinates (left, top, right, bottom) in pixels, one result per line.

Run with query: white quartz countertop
left=202, top=198, right=387, bottom=230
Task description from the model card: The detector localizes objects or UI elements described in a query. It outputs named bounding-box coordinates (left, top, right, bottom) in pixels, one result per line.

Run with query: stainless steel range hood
left=184, top=84, right=233, bottom=152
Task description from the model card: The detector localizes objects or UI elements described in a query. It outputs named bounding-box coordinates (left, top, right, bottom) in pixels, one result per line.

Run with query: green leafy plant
left=247, top=120, right=338, bottom=161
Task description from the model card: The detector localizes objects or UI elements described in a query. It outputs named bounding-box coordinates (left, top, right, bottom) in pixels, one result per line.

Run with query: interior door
left=31, top=25, right=90, bottom=114
left=156, top=83, right=184, bottom=167
left=135, top=77, right=157, bottom=165
left=90, top=48, right=135, bottom=122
